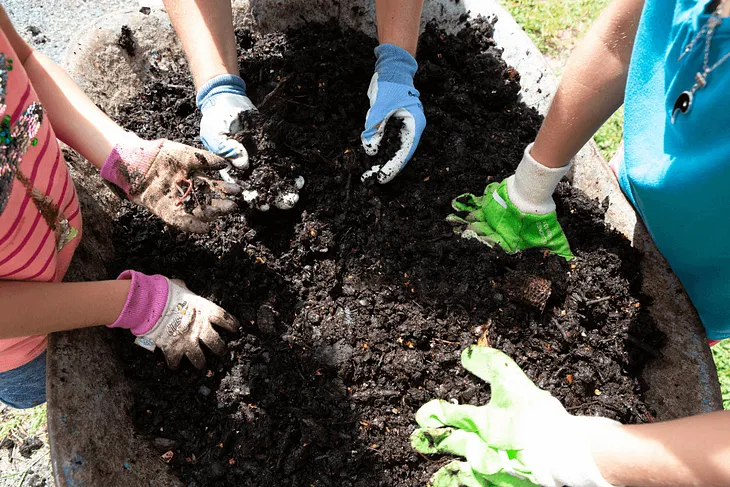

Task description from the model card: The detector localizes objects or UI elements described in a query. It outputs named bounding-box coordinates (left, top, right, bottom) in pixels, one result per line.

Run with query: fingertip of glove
left=377, top=167, right=397, bottom=184
left=230, top=153, right=249, bottom=169
left=415, top=398, right=449, bottom=426
left=177, top=216, right=210, bottom=234
left=362, top=143, right=379, bottom=156
left=361, top=132, right=381, bottom=155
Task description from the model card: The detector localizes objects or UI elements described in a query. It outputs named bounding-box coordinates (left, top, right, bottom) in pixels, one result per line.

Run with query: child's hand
left=100, top=135, right=242, bottom=233
left=445, top=144, right=574, bottom=261
left=360, top=44, right=426, bottom=184
left=108, top=270, right=239, bottom=370
left=196, top=74, right=258, bottom=170
left=411, top=346, right=618, bottom=487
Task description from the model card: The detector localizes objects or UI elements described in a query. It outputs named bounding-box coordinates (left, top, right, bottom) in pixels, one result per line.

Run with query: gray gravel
left=2, top=0, right=140, bottom=62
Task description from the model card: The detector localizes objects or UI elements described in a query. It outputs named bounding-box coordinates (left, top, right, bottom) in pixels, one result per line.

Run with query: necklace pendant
left=671, top=90, right=693, bottom=124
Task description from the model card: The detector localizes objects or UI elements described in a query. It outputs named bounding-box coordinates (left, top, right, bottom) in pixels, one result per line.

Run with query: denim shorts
left=0, top=351, right=46, bottom=409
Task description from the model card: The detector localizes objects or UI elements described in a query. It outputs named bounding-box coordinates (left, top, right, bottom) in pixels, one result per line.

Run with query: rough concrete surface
left=2, top=0, right=131, bottom=62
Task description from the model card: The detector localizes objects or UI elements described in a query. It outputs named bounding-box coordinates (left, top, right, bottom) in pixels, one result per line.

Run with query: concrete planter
left=49, top=2, right=722, bottom=485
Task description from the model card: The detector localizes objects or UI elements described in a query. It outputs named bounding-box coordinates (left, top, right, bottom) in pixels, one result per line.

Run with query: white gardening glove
left=196, top=74, right=303, bottom=211
left=411, top=346, right=620, bottom=487
left=197, top=74, right=258, bottom=170
left=108, top=271, right=239, bottom=370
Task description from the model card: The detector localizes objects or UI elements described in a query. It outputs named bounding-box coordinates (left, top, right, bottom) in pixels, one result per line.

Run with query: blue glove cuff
left=196, top=74, right=248, bottom=111
left=374, top=44, right=418, bottom=86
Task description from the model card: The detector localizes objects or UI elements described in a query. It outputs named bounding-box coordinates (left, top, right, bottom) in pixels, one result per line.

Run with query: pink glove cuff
left=100, top=135, right=164, bottom=196
left=108, top=270, right=170, bottom=336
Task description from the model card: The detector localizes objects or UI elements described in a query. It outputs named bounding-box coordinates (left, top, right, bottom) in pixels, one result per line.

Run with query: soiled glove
left=101, top=134, right=241, bottom=233
left=361, top=44, right=426, bottom=184
left=197, top=74, right=258, bottom=170
left=446, top=144, right=573, bottom=260
left=411, top=346, right=619, bottom=487
left=108, top=270, right=239, bottom=369
left=196, top=74, right=303, bottom=212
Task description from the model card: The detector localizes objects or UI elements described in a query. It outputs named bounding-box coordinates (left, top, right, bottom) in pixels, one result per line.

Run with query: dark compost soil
left=109, top=18, right=664, bottom=487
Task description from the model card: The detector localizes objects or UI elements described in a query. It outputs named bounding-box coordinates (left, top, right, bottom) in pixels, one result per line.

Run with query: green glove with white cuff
left=446, top=144, right=573, bottom=260
left=411, top=346, right=619, bottom=487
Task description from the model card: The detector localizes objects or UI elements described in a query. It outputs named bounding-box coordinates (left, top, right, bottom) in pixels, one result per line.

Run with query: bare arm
left=0, top=281, right=130, bottom=339
left=375, top=0, right=424, bottom=56
left=590, top=411, right=730, bottom=487
left=531, top=0, right=644, bottom=168
left=162, top=0, right=240, bottom=90
left=0, top=6, right=129, bottom=169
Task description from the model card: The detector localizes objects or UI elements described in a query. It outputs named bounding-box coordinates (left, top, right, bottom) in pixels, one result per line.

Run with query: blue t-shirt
left=619, top=0, right=730, bottom=340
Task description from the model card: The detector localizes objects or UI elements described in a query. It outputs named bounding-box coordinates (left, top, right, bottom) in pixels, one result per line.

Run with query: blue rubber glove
left=361, top=44, right=426, bottom=184
left=196, top=74, right=258, bottom=170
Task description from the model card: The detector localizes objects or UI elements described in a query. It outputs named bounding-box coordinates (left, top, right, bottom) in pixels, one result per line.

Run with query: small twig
left=585, top=296, right=611, bottom=306
left=344, top=173, right=352, bottom=205
left=285, top=99, right=316, bottom=109
left=566, top=400, right=601, bottom=411
left=157, top=82, right=189, bottom=91
left=258, top=75, right=293, bottom=114
left=16, top=450, right=48, bottom=487
left=551, top=318, right=570, bottom=341
left=416, top=451, right=438, bottom=463
left=427, top=234, right=454, bottom=243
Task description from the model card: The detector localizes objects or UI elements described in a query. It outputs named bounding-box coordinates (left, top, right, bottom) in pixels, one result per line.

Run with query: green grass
left=501, top=0, right=622, bottom=162
left=712, top=341, right=730, bottom=409
left=594, top=107, right=624, bottom=161
left=0, top=404, right=46, bottom=441
left=501, top=0, right=612, bottom=58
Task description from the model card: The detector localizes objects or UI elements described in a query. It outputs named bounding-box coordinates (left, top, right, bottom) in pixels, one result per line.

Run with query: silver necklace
left=671, top=0, right=730, bottom=123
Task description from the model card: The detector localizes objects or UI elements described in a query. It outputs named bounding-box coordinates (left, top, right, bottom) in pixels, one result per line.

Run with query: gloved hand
left=411, top=346, right=619, bottom=487
left=361, top=44, right=426, bottom=184
left=446, top=144, right=573, bottom=260
left=196, top=74, right=258, bottom=170
left=196, top=74, right=303, bottom=211
left=101, top=134, right=241, bottom=233
left=108, top=270, right=239, bottom=369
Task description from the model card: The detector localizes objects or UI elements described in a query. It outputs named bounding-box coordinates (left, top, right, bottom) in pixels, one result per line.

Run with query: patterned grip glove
left=446, top=144, right=574, bottom=260
left=101, top=134, right=241, bottom=233
left=361, top=44, right=426, bottom=184
left=411, top=346, right=619, bottom=487
left=108, top=270, right=239, bottom=370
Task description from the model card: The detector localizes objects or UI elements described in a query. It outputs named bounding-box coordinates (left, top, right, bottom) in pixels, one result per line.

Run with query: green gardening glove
left=410, top=346, right=619, bottom=487
left=446, top=144, right=574, bottom=260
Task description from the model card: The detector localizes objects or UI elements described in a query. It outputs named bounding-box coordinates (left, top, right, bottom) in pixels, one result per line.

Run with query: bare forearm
left=0, top=280, right=130, bottom=339
left=375, top=0, right=424, bottom=56
left=162, top=0, right=240, bottom=89
left=23, top=51, right=128, bottom=168
left=531, top=0, right=644, bottom=168
left=590, top=411, right=730, bottom=487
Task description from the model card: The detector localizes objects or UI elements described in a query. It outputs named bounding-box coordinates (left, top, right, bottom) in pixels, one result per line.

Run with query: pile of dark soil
left=110, top=18, right=664, bottom=487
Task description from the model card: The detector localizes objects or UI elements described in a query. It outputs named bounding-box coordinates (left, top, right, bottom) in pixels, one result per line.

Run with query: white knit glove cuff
left=536, top=415, right=621, bottom=487
left=506, top=143, right=571, bottom=215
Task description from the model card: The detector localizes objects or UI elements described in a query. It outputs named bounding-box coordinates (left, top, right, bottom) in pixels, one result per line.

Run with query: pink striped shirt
left=0, top=31, right=82, bottom=372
